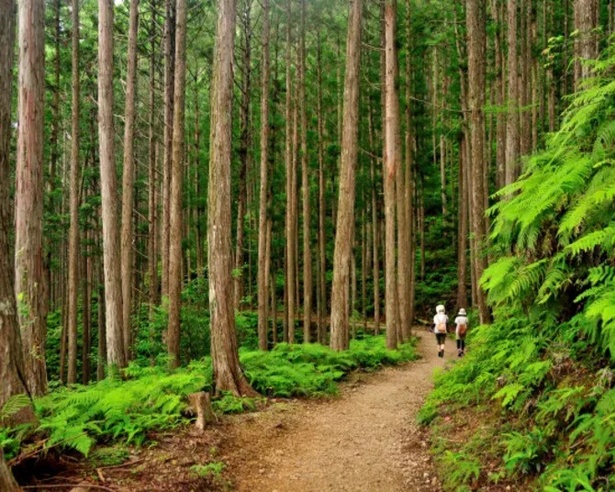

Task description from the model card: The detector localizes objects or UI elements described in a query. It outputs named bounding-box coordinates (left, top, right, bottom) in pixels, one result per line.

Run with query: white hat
left=458, top=308, right=466, bottom=316
left=436, top=304, right=445, bottom=313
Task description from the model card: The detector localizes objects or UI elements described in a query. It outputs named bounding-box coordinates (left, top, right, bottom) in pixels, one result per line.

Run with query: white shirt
left=433, top=313, right=448, bottom=332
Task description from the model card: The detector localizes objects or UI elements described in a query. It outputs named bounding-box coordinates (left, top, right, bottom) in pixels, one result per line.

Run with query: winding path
left=221, top=334, right=445, bottom=491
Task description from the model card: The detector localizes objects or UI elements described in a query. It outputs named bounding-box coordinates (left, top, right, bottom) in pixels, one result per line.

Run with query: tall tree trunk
left=67, top=0, right=81, bottom=385
left=456, top=134, right=469, bottom=309
left=167, top=0, right=187, bottom=369
left=1, top=0, right=36, bottom=431
left=161, top=0, right=176, bottom=299
left=82, top=227, right=92, bottom=384
left=404, top=0, right=415, bottom=334
left=300, top=0, right=312, bottom=343
left=574, top=0, right=598, bottom=88
left=15, top=0, right=48, bottom=396
left=505, top=0, right=520, bottom=186
left=208, top=0, right=256, bottom=396
left=368, top=100, right=380, bottom=335
left=234, top=0, right=252, bottom=311
left=330, top=0, right=362, bottom=352
left=396, top=0, right=410, bottom=343
left=98, top=0, right=125, bottom=373
left=284, top=0, right=297, bottom=344
left=121, top=0, right=140, bottom=363
left=466, top=0, right=491, bottom=324
left=383, top=0, right=400, bottom=349
left=492, top=0, right=506, bottom=189
left=257, top=0, right=270, bottom=351
left=148, top=0, right=159, bottom=313
left=316, top=31, right=327, bottom=344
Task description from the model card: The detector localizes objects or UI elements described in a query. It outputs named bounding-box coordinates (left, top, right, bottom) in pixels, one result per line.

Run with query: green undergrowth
left=1, top=334, right=416, bottom=464
left=422, top=318, right=615, bottom=491
left=420, top=46, right=615, bottom=492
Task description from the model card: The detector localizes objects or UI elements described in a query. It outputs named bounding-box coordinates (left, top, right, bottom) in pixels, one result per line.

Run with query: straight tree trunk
left=506, top=0, right=520, bottom=186
left=0, top=0, right=36, bottom=430
left=492, top=0, right=506, bottom=189
left=167, top=0, right=187, bottom=369
left=456, top=134, right=469, bottom=309
left=120, top=0, right=140, bottom=363
left=67, top=0, right=81, bottom=385
left=148, top=1, right=159, bottom=313
left=82, top=228, right=92, bottom=384
left=368, top=100, right=381, bottom=335
left=383, top=0, right=401, bottom=349
left=316, top=31, right=327, bottom=344
left=161, top=0, right=176, bottom=299
left=234, top=0, right=252, bottom=310
left=396, top=0, right=410, bottom=343
left=98, top=0, right=125, bottom=373
left=97, top=268, right=107, bottom=381
left=466, top=0, right=491, bottom=324
left=329, top=0, right=362, bottom=352
left=15, top=0, right=48, bottom=396
left=284, top=0, right=297, bottom=344
left=208, top=0, right=256, bottom=396
left=574, top=0, right=598, bottom=88
left=300, top=0, right=312, bottom=343
left=257, top=0, right=270, bottom=351
left=404, top=0, right=415, bottom=334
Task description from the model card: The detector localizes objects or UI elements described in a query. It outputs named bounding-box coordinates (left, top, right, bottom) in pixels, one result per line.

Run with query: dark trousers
left=456, top=338, right=466, bottom=351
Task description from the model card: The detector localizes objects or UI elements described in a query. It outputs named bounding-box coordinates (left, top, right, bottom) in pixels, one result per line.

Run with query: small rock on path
left=222, top=334, right=445, bottom=492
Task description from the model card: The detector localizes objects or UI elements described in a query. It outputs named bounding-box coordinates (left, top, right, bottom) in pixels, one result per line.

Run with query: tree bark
left=148, top=0, right=159, bottom=313
left=1, top=0, right=36, bottom=431
left=300, top=0, right=312, bottom=343
left=15, top=0, right=48, bottom=396
left=574, top=0, right=598, bottom=88
left=466, top=0, right=491, bottom=324
left=120, top=0, right=140, bottom=363
left=383, top=0, right=401, bottom=349
left=257, top=0, right=270, bottom=351
left=330, top=0, right=362, bottom=352
left=316, top=31, right=327, bottom=345
left=208, top=0, right=256, bottom=396
left=234, top=0, right=252, bottom=311
left=404, top=0, right=415, bottom=335
left=161, top=0, right=176, bottom=299
left=167, top=0, right=187, bottom=369
left=456, top=134, right=469, bottom=310
left=98, top=0, right=125, bottom=373
left=505, top=0, right=520, bottom=186
left=284, top=0, right=296, bottom=344
left=67, top=0, right=81, bottom=385
left=0, top=449, right=19, bottom=492
left=492, top=0, right=506, bottom=189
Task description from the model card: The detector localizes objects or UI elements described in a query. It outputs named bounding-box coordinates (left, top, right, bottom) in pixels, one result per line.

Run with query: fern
left=0, top=394, right=31, bottom=421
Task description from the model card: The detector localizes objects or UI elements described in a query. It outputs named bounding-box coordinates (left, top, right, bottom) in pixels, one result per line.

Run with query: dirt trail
left=221, top=334, right=445, bottom=492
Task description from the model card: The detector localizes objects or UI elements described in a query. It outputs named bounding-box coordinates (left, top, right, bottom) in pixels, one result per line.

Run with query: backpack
left=458, top=324, right=467, bottom=337
left=435, top=322, right=447, bottom=334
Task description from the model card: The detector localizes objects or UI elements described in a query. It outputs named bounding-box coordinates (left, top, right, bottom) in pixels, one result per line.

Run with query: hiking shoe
left=438, top=350, right=443, bottom=358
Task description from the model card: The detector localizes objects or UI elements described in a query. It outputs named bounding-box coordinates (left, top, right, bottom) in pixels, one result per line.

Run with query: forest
left=1, top=0, right=615, bottom=490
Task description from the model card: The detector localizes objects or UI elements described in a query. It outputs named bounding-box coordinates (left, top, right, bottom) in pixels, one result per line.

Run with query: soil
left=18, top=333, right=445, bottom=492
left=219, top=333, right=444, bottom=492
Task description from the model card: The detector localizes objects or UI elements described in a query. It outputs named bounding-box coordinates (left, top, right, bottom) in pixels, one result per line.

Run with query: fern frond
left=0, top=394, right=31, bottom=421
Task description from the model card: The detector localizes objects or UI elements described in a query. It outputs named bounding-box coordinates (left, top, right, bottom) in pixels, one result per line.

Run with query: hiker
left=433, top=304, right=448, bottom=358
left=455, top=308, right=469, bottom=357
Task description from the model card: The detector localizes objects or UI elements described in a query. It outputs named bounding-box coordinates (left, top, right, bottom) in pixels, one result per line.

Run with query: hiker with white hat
left=454, top=308, right=469, bottom=357
left=433, top=304, right=449, bottom=358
